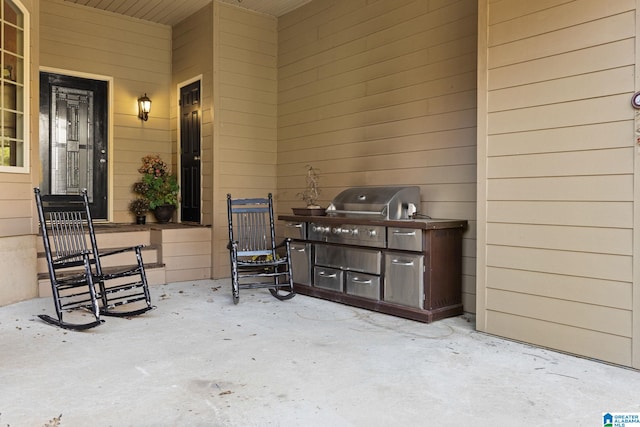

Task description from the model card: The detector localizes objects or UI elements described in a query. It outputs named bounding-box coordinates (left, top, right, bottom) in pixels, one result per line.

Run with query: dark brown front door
left=180, top=81, right=201, bottom=223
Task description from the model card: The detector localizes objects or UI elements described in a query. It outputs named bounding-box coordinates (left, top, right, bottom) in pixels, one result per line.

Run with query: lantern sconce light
left=138, top=93, right=151, bottom=121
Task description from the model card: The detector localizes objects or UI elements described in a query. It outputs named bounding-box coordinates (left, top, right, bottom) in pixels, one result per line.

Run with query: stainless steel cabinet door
left=290, top=242, right=311, bottom=285
left=384, top=252, right=424, bottom=309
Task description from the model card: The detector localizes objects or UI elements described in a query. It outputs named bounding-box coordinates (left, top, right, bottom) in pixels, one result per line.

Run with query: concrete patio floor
left=1, top=279, right=640, bottom=426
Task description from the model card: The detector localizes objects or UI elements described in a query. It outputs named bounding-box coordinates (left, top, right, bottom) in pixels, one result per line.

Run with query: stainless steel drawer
left=282, top=221, right=307, bottom=240
left=346, top=271, right=380, bottom=300
left=290, top=242, right=311, bottom=285
left=384, top=252, right=424, bottom=309
left=315, top=244, right=381, bottom=274
left=388, top=227, right=422, bottom=251
left=313, top=266, right=343, bottom=291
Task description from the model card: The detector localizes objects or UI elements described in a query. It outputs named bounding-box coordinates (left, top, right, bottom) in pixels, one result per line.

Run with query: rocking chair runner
left=34, top=188, right=154, bottom=330
left=227, top=193, right=295, bottom=304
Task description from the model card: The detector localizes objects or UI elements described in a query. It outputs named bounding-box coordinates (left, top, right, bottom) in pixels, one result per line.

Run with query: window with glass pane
left=0, top=0, right=24, bottom=168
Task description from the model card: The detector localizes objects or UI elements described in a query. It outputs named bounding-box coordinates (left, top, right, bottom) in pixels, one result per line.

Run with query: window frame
left=0, top=0, right=28, bottom=174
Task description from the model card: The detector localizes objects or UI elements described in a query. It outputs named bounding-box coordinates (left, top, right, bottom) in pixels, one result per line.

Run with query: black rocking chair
left=227, top=193, right=295, bottom=304
left=35, top=188, right=154, bottom=330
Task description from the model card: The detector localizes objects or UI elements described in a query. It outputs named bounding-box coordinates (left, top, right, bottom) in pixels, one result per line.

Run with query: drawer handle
left=294, top=248, right=306, bottom=253
left=392, top=259, right=414, bottom=266
left=287, top=223, right=303, bottom=229
left=318, top=271, right=337, bottom=278
left=393, top=231, right=416, bottom=236
left=351, top=277, right=372, bottom=284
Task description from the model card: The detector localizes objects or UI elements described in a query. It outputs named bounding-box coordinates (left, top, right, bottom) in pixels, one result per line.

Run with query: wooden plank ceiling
left=61, top=0, right=312, bottom=25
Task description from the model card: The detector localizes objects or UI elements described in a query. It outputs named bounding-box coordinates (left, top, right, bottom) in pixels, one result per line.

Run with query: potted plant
left=293, top=165, right=325, bottom=216
left=129, top=198, right=150, bottom=224
left=134, top=154, right=180, bottom=223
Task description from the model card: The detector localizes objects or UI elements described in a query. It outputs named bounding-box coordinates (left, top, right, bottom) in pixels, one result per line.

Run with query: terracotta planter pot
left=153, top=205, right=175, bottom=223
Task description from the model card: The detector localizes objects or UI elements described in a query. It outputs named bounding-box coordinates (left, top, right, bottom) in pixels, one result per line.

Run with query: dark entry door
left=180, top=81, right=201, bottom=223
left=39, top=72, right=108, bottom=219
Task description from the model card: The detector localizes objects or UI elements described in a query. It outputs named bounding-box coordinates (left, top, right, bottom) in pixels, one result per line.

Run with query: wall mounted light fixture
left=138, top=93, right=151, bottom=121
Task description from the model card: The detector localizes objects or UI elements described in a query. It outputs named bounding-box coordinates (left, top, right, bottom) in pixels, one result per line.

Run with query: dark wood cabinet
left=279, top=215, right=466, bottom=323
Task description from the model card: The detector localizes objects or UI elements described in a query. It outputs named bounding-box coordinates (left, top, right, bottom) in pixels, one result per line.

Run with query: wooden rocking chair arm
left=52, top=250, right=92, bottom=266
left=274, top=237, right=292, bottom=249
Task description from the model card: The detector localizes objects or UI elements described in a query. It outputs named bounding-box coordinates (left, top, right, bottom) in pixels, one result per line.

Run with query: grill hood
left=326, top=186, right=420, bottom=220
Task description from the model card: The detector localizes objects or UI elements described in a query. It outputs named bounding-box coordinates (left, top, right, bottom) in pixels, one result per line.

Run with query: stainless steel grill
left=311, top=186, right=420, bottom=248
left=325, top=186, right=419, bottom=220
left=306, top=186, right=425, bottom=308
left=279, top=185, right=466, bottom=323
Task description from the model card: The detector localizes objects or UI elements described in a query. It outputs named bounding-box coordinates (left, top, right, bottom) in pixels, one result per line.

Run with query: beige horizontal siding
left=213, top=3, right=278, bottom=278
left=278, top=127, right=476, bottom=164
left=277, top=109, right=477, bottom=155
left=487, top=223, right=632, bottom=255
left=489, top=39, right=635, bottom=92
left=486, top=311, right=631, bottom=366
left=277, top=0, right=478, bottom=311
left=490, top=67, right=633, bottom=112
left=172, top=2, right=213, bottom=231
left=41, top=0, right=173, bottom=223
left=488, top=175, right=633, bottom=201
left=487, top=201, right=633, bottom=228
left=488, top=119, right=633, bottom=155
left=487, top=148, right=633, bottom=177
left=487, top=246, right=631, bottom=283
left=0, top=0, right=37, bottom=239
left=171, top=2, right=214, bottom=270
left=488, top=0, right=634, bottom=45
left=0, top=0, right=38, bottom=306
left=486, top=288, right=632, bottom=337
left=0, top=218, right=32, bottom=236
left=490, top=94, right=633, bottom=134
left=0, top=179, right=34, bottom=236
left=0, top=235, right=38, bottom=305
left=479, top=0, right=636, bottom=366
left=487, top=268, right=632, bottom=310
left=488, top=10, right=635, bottom=69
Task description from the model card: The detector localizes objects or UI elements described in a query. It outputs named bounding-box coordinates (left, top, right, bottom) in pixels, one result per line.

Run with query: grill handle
left=392, top=230, right=417, bottom=237
left=391, top=259, right=415, bottom=266
left=318, top=271, right=338, bottom=278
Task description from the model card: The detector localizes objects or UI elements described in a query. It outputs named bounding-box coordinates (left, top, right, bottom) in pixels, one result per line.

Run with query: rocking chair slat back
left=228, top=200, right=276, bottom=257
left=238, top=212, right=267, bottom=253
left=48, top=211, right=89, bottom=263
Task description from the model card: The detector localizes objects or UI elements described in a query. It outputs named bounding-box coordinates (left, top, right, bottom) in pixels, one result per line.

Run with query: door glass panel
left=50, top=86, right=94, bottom=200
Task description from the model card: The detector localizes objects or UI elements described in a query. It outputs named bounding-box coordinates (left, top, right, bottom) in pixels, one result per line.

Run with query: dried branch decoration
left=297, top=165, right=321, bottom=208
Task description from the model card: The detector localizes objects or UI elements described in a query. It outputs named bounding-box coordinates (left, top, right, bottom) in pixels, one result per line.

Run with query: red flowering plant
left=133, top=155, right=179, bottom=210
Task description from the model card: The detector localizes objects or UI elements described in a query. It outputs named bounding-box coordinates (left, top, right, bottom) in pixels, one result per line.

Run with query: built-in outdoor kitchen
left=279, top=186, right=467, bottom=323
